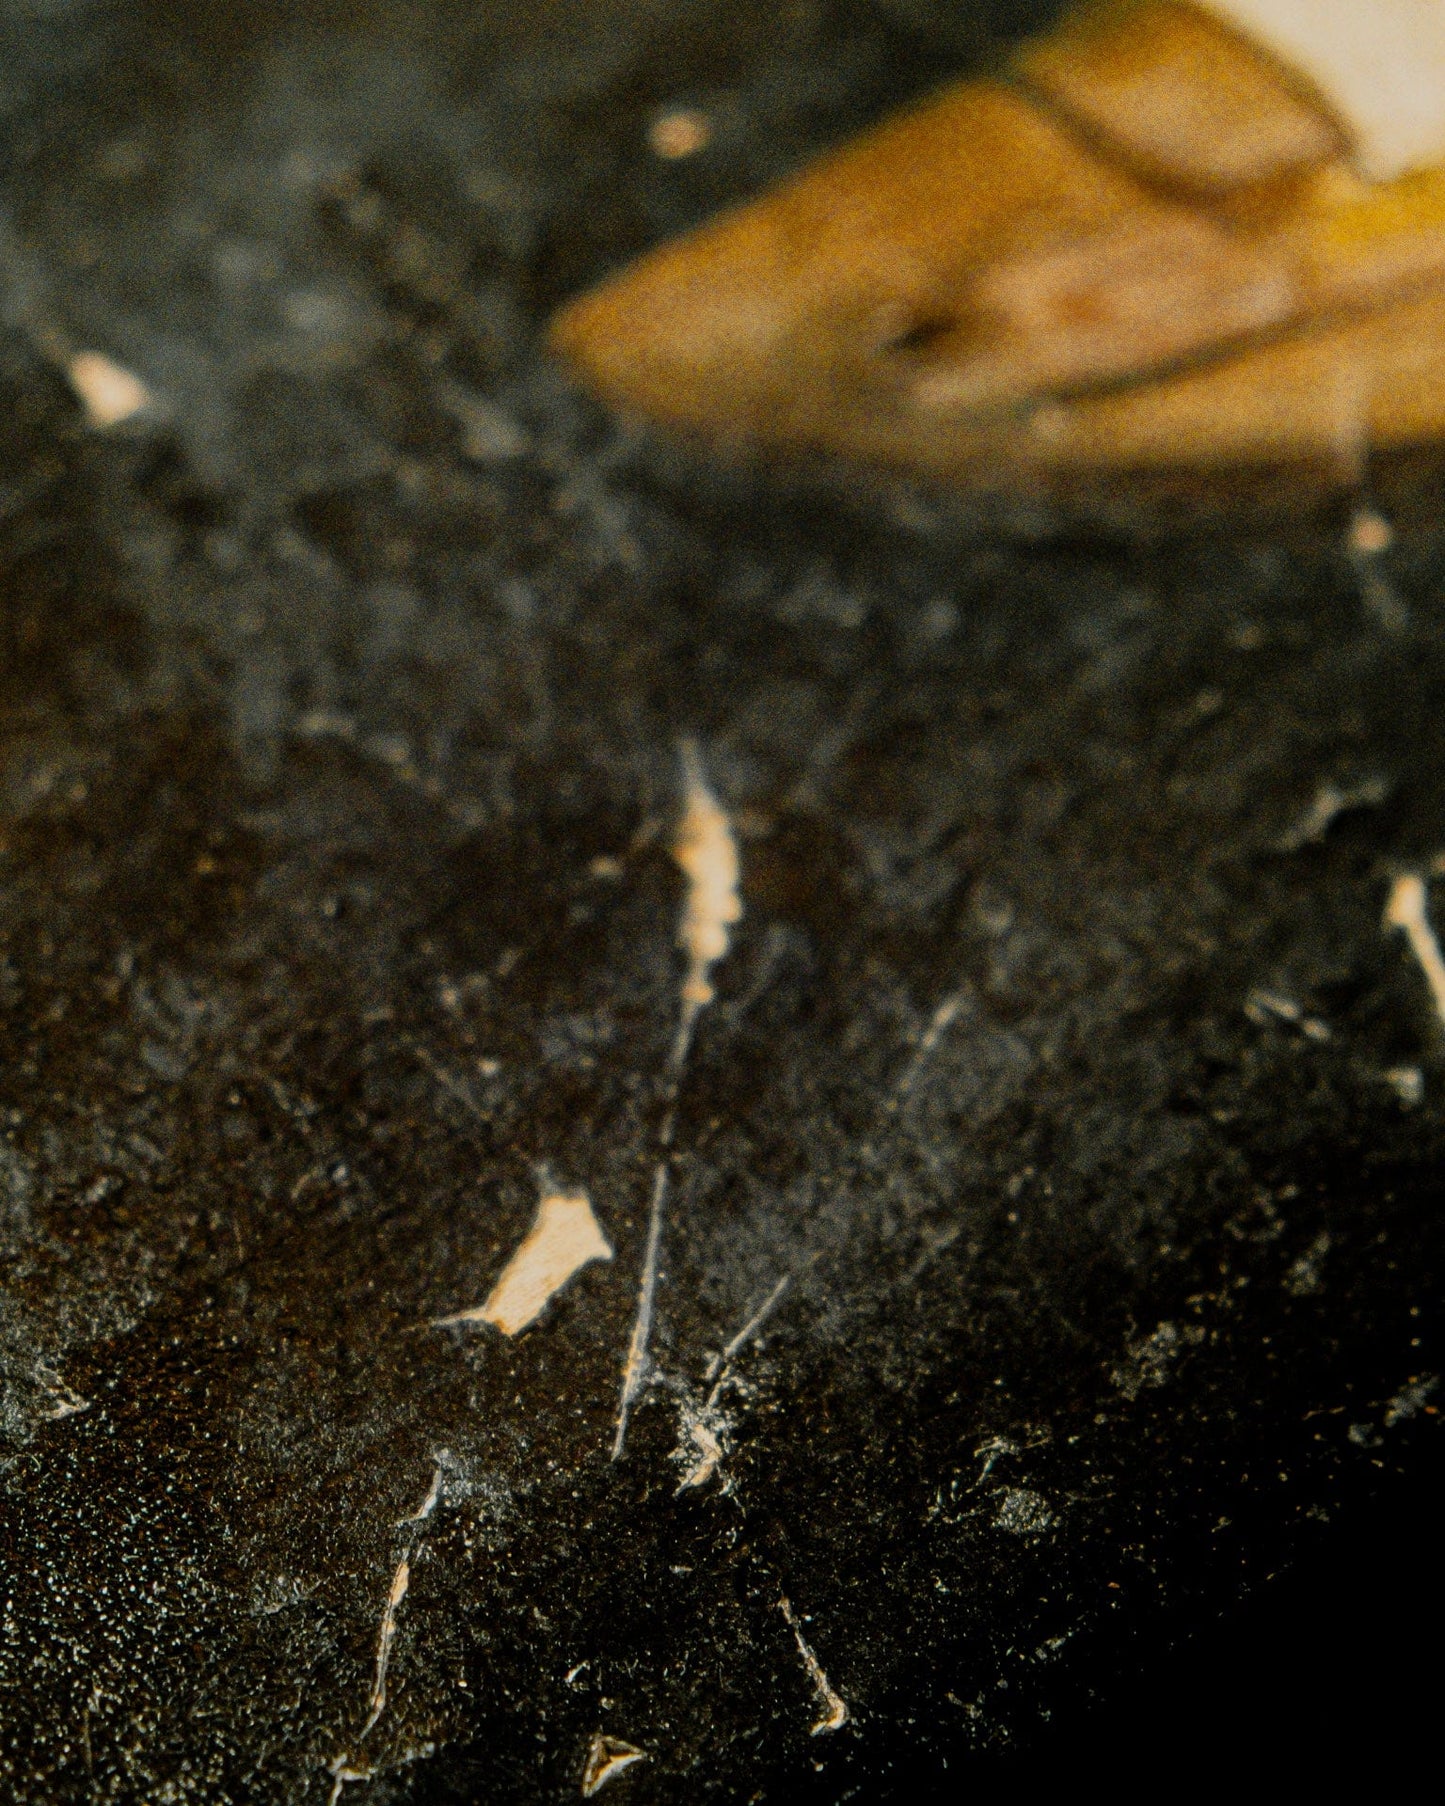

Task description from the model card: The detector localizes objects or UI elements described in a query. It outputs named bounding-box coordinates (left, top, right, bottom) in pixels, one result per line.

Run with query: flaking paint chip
left=435, top=1189, right=612, bottom=1336
left=67, top=351, right=151, bottom=428
left=580, top=1733, right=646, bottom=1797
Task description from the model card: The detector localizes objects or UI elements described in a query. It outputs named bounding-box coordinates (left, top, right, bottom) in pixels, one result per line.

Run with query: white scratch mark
left=704, top=1272, right=793, bottom=1384
left=580, top=1731, right=647, bottom=1796
left=671, top=740, right=742, bottom=1070
left=611, top=1162, right=668, bottom=1460
left=611, top=743, right=742, bottom=1461
left=1243, top=989, right=1331, bottom=1042
left=359, top=1557, right=410, bottom=1740
left=1385, top=871, right=1445, bottom=1028
left=396, top=1460, right=445, bottom=1528
left=780, top=1597, right=848, bottom=1735
left=414, top=1043, right=488, bottom=1126
left=434, top=1189, right=612, bottom=1336
left=1276, top=775, right=1390, bottom=851
left=675, top=1273, right=797, bottom=1494
left=894, top=989, right=968, bottom=1102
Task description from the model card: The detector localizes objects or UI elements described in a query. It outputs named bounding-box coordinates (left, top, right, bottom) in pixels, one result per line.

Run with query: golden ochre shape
left=548, top=0, right=1445, bottom=519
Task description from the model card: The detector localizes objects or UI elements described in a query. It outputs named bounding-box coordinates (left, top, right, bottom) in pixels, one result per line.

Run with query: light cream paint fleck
left=1385, top=871, right=1445, bottom=1028
left=580, top=1732, right=647, bottom=1797
left=359, top=1557, right=410, bottom=1739
left=67, top=351, right=150, bottom=428
left=436, top=1190, right=612, bottom=1337
left=1349, top=510, right=1394, bottom=557
left=648, top=108, right=711, bottom=160
left=1203, top=0, right=1445, bottom=180
left=672, top=739, right=742, bottom=1056
left=780, top=1597, right=849, bottom=1735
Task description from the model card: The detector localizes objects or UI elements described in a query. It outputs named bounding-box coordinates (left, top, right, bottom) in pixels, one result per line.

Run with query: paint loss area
left=436, top=1190, right=613, bottom=1336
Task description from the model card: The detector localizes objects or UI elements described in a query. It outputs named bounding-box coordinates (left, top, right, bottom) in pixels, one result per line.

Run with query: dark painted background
left=0, top=3, right=1439, bottom=1799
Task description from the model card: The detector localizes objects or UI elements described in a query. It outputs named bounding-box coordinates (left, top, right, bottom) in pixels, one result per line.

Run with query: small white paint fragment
left=67, top=351, right=150, bottom=428
left=580, top=1732, right=647, bottom=1797
left=1276, top=775, right=1390, bottom=850
left=672, top=1393, right=729, bottom=1494
left=1244, top=989, right=1330, bottom=1042
left=779, top=1597, right=848, bottom=1735
left=436, top=1190, right=612, bottom=1336
left=359, top=1557, right=410, bottom=1738
left=1384, top=1373, right=1438, bottom=1427
left=437, top=384, right=528, bottom=462
left=1385, top=1064, right=1425, bottom=1107
left=1385, top=871, right=1445, bottom=1028
left=647, top=107, right=711, bottom=160
left=673, top=741, right=742, bottom=1031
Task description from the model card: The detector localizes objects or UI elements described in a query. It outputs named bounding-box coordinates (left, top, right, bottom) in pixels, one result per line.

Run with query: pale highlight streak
left=780, top=1597, right=849, bottom=1734
left=1386, top=871, right=1445, bottom=1027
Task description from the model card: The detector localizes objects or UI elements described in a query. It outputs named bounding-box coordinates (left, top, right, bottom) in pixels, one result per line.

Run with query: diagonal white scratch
left=328, top=1462, right=446, bottom=1788
left=705, top=1272, right=793, bottom=1384
left=780, top=1596, right=849, bottom=1734
left=892, top=989, right=968, bottom=1103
